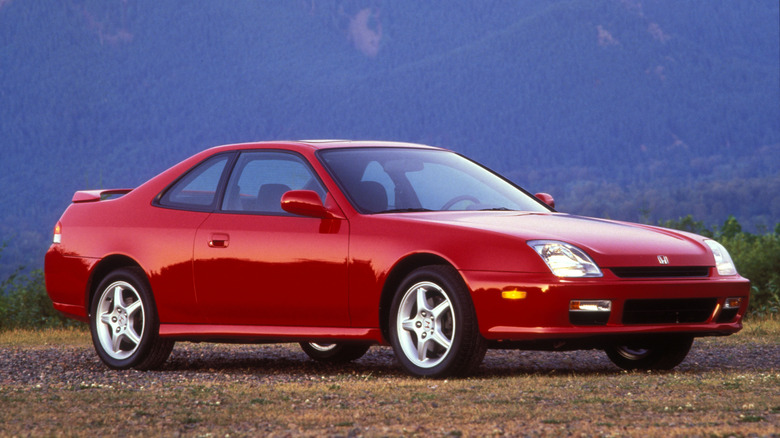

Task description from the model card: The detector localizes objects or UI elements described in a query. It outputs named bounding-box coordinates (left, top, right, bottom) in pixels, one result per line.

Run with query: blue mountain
left=0, top=0, right=778, bottom=276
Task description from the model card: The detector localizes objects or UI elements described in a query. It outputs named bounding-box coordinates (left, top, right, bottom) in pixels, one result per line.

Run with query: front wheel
left=389, top=265, right=486, bottom=378
left=604, top=336, right=693, bottom=371
left=90, top=268, right=174, bottom=370
left=299, top=342, right=371, bottom=363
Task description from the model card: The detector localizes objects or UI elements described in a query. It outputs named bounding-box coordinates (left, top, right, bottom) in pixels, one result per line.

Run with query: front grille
left=610, top=266, right=710, bottom=278
left=622, top=298, right=717, bottom=324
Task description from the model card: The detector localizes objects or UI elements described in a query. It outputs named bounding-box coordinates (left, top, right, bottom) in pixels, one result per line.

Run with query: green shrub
left=662, top=215, right=780, bottom=316
left=658, top=215, right=714, bottom=238
left=0, top=268, right=78, bottom=331
left=720, top=232, right=780, bottom=317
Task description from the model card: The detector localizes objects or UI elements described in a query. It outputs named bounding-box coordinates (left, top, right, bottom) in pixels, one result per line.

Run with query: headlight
left=528, top=240, right=602, bottom=278
left=704, top=240, right=738, bottom=276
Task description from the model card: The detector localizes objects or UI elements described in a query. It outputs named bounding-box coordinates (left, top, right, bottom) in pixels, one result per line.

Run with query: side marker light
left=501, top=290, right=527, bottom=300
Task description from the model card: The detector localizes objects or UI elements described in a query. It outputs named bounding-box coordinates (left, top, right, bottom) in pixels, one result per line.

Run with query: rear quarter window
left=157, top=154, right=230, bottom=210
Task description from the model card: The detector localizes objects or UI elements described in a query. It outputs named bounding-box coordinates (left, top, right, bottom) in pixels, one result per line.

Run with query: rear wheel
left=604, top=336, right=693, bottom=371
left=90, top=268, right=174, bottom=370
left=299, top=342, right=370, bottom=363
left=389, top=265, right=486, bottom=378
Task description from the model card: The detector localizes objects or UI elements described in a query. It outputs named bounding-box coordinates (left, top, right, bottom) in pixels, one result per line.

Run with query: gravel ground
left=1, top=339, right=777, bottom=387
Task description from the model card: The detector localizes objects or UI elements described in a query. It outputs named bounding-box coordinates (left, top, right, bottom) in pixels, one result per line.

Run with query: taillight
left=53, top=222, right=62, bottom=244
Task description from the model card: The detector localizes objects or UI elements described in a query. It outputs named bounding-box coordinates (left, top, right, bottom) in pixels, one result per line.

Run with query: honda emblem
left=657, top=255, right=669, bottom=265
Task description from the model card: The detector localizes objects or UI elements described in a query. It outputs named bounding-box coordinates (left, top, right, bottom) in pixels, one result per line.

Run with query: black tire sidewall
left=605, top=336, right=693, bottom=371
left=89, top=268, right=159, bottom=370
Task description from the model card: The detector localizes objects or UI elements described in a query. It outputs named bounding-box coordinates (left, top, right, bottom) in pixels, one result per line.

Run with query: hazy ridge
left=0, top=0, right=778, bottom=275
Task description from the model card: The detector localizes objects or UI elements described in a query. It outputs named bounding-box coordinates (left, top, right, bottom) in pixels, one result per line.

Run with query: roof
left=207, top=139, right=445, bottom=153
left=298, top=139, right=442, bottom=150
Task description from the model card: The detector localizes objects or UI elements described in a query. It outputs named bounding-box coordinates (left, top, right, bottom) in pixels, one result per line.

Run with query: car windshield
left=318, top=147, right=550, bottom=214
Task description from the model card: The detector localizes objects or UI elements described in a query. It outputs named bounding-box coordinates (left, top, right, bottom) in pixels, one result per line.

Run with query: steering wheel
left=441, top=195, right=480, bottom=210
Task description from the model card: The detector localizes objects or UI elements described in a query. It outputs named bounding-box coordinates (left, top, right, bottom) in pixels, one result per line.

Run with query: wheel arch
left=379, top=253, right=463, bottom=342
left=86, top=255, right=147, bottom=313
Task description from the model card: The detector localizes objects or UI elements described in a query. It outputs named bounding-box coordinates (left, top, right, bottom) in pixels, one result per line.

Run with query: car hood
left=400, top=211, right=714, bottom=268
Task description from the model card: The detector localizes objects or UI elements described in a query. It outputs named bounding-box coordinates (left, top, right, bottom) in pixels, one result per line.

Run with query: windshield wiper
left=380, top=208, right=433, bottom=213
left=479, top=207, right=515, bottom=211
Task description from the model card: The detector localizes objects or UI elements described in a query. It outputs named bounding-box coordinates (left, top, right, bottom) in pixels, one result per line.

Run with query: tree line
left=1, top=215, right=777, bottom=331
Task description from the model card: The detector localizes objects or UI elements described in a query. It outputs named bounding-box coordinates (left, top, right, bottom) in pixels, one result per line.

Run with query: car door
left=192, top=150, right=350, bottom=327
left=151, top=152, right=234, bottom=324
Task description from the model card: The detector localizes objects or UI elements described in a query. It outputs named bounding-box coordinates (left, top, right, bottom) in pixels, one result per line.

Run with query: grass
left=0, top=326, right=91, bottom=347
left=0, top=318, right=778, bottom=436
left=2, top=367, right=777, bottom=436
left=736, top=314, right=780, bottom=342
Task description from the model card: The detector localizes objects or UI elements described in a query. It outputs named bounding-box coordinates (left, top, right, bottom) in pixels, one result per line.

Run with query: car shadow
left=161, top=345, right=405, bottom=378
left=153, top=342, right=772, bottom=379
left=158, top=344, right=628, bottom=378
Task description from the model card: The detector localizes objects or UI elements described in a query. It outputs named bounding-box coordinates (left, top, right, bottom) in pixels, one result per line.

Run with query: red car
left=45, top=140, right=750, bottom=377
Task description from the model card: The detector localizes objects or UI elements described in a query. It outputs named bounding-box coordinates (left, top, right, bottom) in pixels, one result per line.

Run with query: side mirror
left=534, top=192, right=555, bottom=209
left=281, top=190, right=335, bottom=218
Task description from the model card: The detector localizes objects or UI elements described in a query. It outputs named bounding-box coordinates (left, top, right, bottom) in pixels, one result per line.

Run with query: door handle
left=208, top=233, right=230, bottom=248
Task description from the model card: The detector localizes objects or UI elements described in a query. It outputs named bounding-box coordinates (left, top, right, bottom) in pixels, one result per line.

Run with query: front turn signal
left=724, top=297, right=742, bottom=309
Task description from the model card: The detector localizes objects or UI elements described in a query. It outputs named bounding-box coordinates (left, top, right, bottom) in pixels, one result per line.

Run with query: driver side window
left=221, top=151, right=326, bottom=215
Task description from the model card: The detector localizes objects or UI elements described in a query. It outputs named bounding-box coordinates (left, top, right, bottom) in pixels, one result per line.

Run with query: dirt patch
left=1, top=339, right=778, bottom=436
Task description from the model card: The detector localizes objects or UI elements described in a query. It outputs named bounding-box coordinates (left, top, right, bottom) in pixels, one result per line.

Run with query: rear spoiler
left=72, top=188, right=134, bottom=203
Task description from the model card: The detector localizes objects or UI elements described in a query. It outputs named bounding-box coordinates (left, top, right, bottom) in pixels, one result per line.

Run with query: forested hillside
left=0, top=0, right=778, bottom=277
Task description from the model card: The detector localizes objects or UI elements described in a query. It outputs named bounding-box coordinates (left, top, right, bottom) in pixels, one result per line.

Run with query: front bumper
left=463, top=268, right=750, bottom=341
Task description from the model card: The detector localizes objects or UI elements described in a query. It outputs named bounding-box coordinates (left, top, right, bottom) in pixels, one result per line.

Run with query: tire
left=389, top=265, right=486, bottom=378
left=299, top=342, right=371, bottom=363
left=604, top=336, right=694, bottom=371
left=90, top=268, right=174, bottom=370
